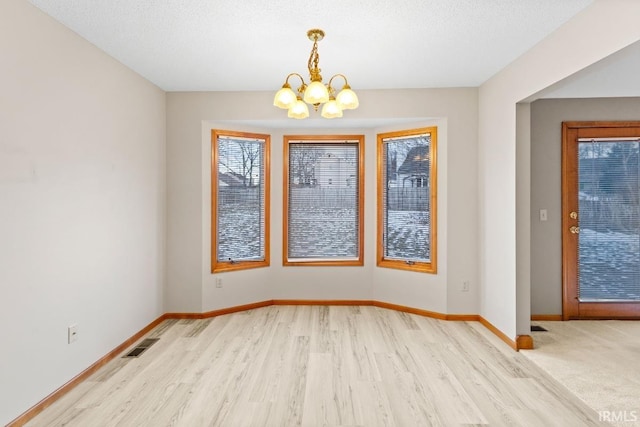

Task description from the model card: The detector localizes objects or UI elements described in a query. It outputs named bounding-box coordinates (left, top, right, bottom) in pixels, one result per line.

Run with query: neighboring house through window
left=377, top=127, right=437, bottom=273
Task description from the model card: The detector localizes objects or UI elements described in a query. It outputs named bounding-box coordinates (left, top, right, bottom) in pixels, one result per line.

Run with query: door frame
left=562, top=121, right=640, bottom=320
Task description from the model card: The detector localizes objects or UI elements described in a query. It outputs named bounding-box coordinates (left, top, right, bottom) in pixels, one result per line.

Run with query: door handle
left=570, top=226, right=580, bottom=234
left=570, top=211, right=578, bottom=219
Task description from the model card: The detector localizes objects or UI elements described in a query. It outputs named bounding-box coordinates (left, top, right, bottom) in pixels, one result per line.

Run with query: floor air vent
left=123, top=338, right=159, bottom=358
left=531, top=325, right=548, bottom=332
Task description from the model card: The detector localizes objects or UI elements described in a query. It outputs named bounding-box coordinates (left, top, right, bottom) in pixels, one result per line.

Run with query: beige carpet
left=521, top=320, right=640, bottom=427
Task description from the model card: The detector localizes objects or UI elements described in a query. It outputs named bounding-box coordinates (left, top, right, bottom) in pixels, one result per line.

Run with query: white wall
left=479, top=0, right=640, bottom=339
left=0, top=1, right=166, bottom=424
left=166, top=88, right=478, bottom=315
left=516, top=104, right=531, bottom=335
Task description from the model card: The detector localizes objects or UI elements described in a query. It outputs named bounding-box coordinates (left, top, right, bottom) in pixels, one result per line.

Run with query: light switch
left=539, top=209, right=548, bottom=221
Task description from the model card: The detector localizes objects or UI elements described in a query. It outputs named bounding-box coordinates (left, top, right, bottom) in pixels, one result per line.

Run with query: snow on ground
left=217, top=206, right=431, bottom=261
left=217, top=205, right=638, bottom=301
left=217, top=204, right=263, bottom=260
left=385, top=211, right=430, bottom=260
left=288, top=207, right=358, bottom=258
left=579, top=228, right=640, bottom=301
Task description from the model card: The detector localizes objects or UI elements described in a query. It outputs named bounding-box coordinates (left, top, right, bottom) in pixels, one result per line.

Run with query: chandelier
left=273, top=29, right=359, bottom=119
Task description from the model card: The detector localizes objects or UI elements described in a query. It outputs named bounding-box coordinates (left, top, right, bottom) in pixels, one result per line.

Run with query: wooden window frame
left=377, top=127, right=437, bottom=273
left=283, top=135, right=365, bottom=267
left=211, top=129, right=270, bottom=273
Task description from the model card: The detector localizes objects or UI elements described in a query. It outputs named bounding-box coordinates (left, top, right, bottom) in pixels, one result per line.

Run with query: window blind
left=577, top=138, right=640, bottom=301
left=382, top=133, right=431, bottom=262
left=216, top=135, right=266, bottom=262
left=287, top=141, right=360, bottom=261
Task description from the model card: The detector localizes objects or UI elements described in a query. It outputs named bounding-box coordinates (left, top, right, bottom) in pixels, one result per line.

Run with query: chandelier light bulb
left=336, top=85, right=359, bottom=110
left=273, top=84, right=297, bottom=109
left=303, top=81, right=329, bottom=105
left=321, top=98, right=343, bottom=119
left=287, top=97, right=310, bottom=119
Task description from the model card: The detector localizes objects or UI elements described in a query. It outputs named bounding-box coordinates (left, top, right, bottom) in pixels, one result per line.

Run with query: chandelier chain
left=307, top=40, right=322, bottom=82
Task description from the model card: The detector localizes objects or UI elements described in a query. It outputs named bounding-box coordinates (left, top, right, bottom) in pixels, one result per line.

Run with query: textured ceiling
left=28, top=0, right=595, bottom=92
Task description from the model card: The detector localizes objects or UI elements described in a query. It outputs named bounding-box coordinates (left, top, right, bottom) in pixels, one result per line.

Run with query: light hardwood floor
left=25, top=306, right=604, bottom=426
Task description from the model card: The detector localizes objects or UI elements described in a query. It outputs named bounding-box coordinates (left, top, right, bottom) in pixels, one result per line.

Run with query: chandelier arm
left=285, top=72, right=307, bottom=86
left=327, top=73, right=349, bottom=90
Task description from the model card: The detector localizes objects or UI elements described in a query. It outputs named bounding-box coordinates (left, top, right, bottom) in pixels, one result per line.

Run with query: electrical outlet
left=462, top=281, right=470, bottom=292
left=68, top=324, right=78, bottom=344
left=216, top=278, right=223, bottom=288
